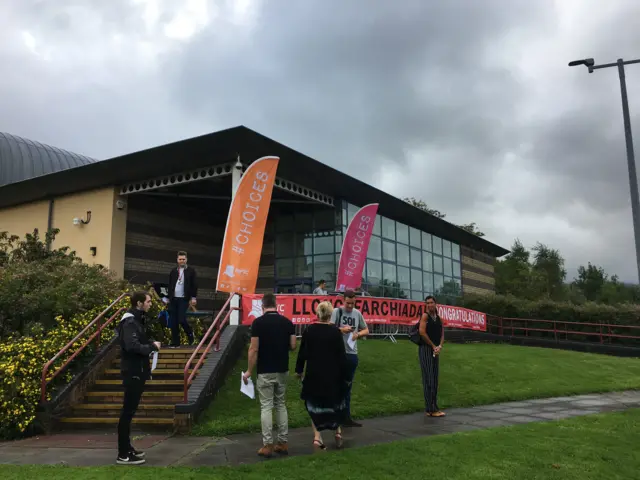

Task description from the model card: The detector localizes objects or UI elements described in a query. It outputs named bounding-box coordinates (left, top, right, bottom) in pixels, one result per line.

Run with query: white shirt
left=174, top=267, right=186, bottom=298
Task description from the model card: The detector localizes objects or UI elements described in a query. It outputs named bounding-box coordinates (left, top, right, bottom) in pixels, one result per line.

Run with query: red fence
left=487, top=316, right=640, bottom=346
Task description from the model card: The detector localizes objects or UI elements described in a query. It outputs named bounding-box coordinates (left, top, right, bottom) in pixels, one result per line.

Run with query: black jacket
left=168, top=266, right=198, bottom=300
left=116, top=308, right=158, bottom=380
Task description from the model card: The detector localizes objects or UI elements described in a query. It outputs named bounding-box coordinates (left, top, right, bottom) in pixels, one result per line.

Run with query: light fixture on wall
left=72, top=211, right=92, bottom=226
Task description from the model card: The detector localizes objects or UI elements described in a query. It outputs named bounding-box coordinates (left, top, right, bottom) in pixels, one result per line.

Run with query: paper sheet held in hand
left=151, top=351, right=158, bottom=371
left=347, top=334, right=357, bottom=350
left=241, top=371, right=255, bottom=399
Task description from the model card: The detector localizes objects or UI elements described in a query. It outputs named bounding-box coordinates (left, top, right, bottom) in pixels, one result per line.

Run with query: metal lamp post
left=569, top=57, right=640, bottom=283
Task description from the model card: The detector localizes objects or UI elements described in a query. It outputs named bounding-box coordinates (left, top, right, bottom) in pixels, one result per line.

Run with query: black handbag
left=409, top=320, right=423, bottom=345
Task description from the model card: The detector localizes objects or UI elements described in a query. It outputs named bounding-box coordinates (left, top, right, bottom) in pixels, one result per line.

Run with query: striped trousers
left=418, top=344, right=440, bottom=413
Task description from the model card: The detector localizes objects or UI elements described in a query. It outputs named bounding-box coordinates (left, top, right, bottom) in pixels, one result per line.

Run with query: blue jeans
left=345, top=354, right=359, bottom=417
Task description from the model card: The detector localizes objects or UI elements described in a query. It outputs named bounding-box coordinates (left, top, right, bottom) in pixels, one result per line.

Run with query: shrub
left=0, top=229, right=126, bottom=339
left=0, top=291, right=205, bottom=440
left=460, top=293, right=640, bottom=345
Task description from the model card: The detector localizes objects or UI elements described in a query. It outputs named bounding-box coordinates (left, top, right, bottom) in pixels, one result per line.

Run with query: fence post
left=554, top=321, right=557, bottom=342
left=599, top=322, right=603, bottom=344
left=498, top=317, right=503, bottom=336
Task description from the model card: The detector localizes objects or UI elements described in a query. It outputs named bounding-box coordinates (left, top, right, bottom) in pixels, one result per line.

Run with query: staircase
left=58, top=346, right=207, bottom=430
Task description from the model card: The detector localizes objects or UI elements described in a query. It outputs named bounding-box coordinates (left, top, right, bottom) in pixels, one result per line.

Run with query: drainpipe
left=46, top=198, right=54, bottom=251
left=229, top=155, right=243, bottom=326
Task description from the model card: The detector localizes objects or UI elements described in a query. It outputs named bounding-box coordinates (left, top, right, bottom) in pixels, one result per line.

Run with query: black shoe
left=130, top=447, right=145, bottom=458
left=344, top=419, right=363, bottom=427
left=116, top=453, right=145, bottom=465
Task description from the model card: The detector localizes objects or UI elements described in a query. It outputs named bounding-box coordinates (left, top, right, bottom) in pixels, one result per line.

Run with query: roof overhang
left=0, top=125, right=509, bottom=257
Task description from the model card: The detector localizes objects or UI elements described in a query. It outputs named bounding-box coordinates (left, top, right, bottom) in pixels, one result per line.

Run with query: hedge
left=460, top=294, right=640, bottom=345
left=0, top=292, right=205, bottom=440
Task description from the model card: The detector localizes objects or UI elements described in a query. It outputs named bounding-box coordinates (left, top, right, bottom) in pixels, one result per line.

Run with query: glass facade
left=273, top=200, right=463, bottom=299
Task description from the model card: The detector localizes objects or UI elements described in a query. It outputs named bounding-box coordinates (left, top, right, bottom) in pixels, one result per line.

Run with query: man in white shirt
left=164, top=251, right=198, bottom=347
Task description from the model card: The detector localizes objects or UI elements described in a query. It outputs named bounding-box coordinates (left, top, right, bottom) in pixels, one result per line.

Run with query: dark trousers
left=418, top=344, right=440, bottom=413
left=169, top=297, right=193, bottom=346
left=345, top=353, right=359, bottom=417
left=118, top=376, right=146, bottom=456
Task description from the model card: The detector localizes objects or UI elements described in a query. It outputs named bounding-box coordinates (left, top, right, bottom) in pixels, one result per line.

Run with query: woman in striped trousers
left=418, top=296, right=445, bottom=417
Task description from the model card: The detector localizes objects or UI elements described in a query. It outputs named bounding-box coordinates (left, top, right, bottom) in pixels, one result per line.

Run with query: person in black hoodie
left=116, top=291, right=161, bottom=466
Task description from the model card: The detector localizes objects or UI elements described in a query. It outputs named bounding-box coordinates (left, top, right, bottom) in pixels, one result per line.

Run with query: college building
left=0, top=127, right=508, bottom=310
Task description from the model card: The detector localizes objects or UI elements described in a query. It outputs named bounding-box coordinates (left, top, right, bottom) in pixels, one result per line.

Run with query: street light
left=569, top=57, right=640, bottom=283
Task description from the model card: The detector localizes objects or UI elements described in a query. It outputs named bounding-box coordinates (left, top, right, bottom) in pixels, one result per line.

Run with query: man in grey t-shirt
left=330, top=290, right=369, bottom=427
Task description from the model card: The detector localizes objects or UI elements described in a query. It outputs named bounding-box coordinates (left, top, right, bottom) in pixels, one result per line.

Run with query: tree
left=495, top=239, right=535, bottom=298
left=403, top=197, right=446, bottom=219
left=457, top=222, right=485, bottom=237
left=573, top=263, right=607, bottom=301
left=531, top=243, right=567, bottom=300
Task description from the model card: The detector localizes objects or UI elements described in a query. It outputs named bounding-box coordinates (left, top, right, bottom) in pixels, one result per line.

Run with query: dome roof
left=0, top=132, right=97, bottom=187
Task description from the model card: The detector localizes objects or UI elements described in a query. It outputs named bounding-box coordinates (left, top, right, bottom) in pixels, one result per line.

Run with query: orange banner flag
left=216, top=156, right=280, bottom=294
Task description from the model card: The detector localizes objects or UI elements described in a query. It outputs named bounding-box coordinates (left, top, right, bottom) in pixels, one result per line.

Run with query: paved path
left=1, top=390, right=639, bottom=467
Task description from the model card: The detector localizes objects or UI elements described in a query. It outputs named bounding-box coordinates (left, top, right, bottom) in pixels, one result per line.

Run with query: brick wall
left=124, top=195, right=276, bottom=310
left=460, top=246, right=496, bottom=295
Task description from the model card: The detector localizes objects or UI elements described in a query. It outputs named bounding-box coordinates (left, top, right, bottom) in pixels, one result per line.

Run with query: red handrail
left=40, top=293, right=129, bottom=403
left=183, top=293, right=236, bottom=402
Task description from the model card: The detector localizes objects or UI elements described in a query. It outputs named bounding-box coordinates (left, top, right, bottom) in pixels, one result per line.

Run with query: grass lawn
left=192, top=340, right=640, bottom=437
left=2, top=409, right=640, bottom=479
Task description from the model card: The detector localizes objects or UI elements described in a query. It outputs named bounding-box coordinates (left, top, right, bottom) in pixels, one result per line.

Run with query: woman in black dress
left=295, top=301, right=349, bottom=450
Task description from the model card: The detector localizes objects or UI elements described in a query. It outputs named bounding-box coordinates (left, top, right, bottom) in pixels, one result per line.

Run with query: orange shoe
left=274, top=443, right=289, bottom=455
left=258, top=444, right=274, bottom=457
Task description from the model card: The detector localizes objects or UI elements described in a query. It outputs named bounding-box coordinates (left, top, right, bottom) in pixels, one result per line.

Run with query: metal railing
left=40, top=293, right=129, bottom=403
left=487, top=316, right=640, bottom=345
left=182, top=293, right=236, bottom=402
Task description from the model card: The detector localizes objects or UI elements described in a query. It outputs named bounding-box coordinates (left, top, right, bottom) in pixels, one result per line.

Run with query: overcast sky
left=2, top=0, right=640, bottom=282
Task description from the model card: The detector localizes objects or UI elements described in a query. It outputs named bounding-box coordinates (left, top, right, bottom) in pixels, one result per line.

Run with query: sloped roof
left=0, top=131, right=97, bottom=187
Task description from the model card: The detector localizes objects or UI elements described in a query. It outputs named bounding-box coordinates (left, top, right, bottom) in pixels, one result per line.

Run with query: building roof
left=0, top=126, right=509, bottom=257
left=0, top=132, right=97, bottom=187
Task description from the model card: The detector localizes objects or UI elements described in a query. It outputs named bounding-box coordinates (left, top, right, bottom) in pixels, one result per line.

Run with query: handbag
left=409, top=320, right=423, bottom=345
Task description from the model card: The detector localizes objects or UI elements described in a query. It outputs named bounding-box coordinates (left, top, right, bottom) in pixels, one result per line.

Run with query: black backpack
left=408, top=319, right=423, bottom=345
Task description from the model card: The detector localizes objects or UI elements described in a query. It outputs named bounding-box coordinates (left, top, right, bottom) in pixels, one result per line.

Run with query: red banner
left=241, top=294, right=486, bottom=331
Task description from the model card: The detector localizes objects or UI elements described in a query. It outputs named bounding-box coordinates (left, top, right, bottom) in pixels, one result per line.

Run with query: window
left=314, top=232, right=334, bottom=255
left=423, top=273, right=434, bottom=294
left=275, top=258, right=294, bottom=278
left=373, top=215, right=382, bottom=237
left=381, top=217, right=395, bottom=240
left=422, top=251, right=433, bottom=272
left=434, top=274, right=444, bottom=294
left=341, top=204, right=347, bottom=226
left=432, top=236, right=443, bottom=255
left=451, top=243, right=461, bottom=261
left=411, top=291, right=423, bottom=301
left=422, top=232, right=432, bottom=252
left=315, top=209, right=336, bottom=231
left=384, top=284, right=399, bottom=299
left=294, top=256, right=313, bottom=278
left=367, top=235, right=382, bottom=260
left=275, top=232, right=295, bottom=258
left=383, top=263, right=396, bottom=283
left=443, top=258, right=453, bottom=277
left=313, top=255, right=335, bottom=288
left=276, top=214, right=294, bottom=232
left=410, top=227, right=421, bottom=248
left=410, top=248, right=422, bottom=268
left=335, top=232, right=343, bottom=253
left=411, top=268, right=422, bottom=291
left=443, top=239, right=452, bottom=258
left=397, top=244, right=410, bottom=267
left=396, top=223, right=409, bottom=244
left=295, top=212, right=314, bottom=232
left=347, top=203, right=359, bottom=224
left=366, top=260, right=382, bottom=285
left=453, top=260, right=461, bottom=278
left=293, top=232, right=313, bottom=256
left=433, top=255, right=443, bottom=274
left=382, top=240, right=396, bottom=262
left=397, top=266, right=410, bottom=290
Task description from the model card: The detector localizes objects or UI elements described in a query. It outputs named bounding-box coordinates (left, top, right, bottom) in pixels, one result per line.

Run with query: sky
left=1, top=0, right=640, bottom=282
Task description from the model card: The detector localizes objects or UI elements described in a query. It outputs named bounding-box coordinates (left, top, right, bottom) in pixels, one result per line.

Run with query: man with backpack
left=330, top=289, right=369, bottom=427
left=116, top=291, right=161, bottom=465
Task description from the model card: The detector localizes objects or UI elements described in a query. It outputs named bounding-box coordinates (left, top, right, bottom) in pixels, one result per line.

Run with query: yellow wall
left=0, top=200, right=50, bottom=239
left=0, top=187, right=128, bottom=278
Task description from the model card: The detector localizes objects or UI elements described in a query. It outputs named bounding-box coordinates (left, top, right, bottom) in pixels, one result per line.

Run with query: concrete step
left=112, top=360, right=205, bottom=369
left=104, top=369, right=195, bottom=376
left=94, top=379, right=185, bottom=391
left=85, top=391, right=183, bottom=404
left=71, top=403, right=174, bottom=418
left=59, top=417, right=173, bottom=426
